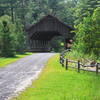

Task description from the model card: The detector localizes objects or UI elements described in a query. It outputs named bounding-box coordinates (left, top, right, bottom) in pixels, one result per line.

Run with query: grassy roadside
left=0, top=52, right=33, bottom=67
left=64, top=51, right=100, bottom=67
left=11, top=54, right=100, bottom=100
left=65, top=51, right=100, bottom=62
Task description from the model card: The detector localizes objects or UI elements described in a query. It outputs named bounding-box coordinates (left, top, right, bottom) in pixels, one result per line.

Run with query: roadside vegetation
left=0, top=0, right=99, bottom=100
left=0, top=0, right=99, bottom=59
left=0, top=15, right=26, bottom=57
left=11, top=55, right=100, bottom=100
left=72, top=7, right=100, bottom=62
left=0, top=52, right=33, bottom=68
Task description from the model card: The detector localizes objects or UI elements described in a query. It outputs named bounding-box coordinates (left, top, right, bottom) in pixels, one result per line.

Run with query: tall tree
left=15, top=19, right=26, bottom=54
left=0, top=16, right=15, bottom=57
left=73, top=7, right=100, bottom=59
left=74, top=0, right=100, bottom=25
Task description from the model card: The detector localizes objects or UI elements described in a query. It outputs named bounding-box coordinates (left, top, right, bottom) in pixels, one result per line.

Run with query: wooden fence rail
left=60, top=50, right=100, bottom=74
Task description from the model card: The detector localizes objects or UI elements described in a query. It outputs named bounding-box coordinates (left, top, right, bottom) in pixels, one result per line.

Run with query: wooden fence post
left=62, top=58, right=64, bottom=67
left=66, top=59, right=68, bottom=70
left=96, top=63, right=98, bottom=74
left=78, top=60, right=80, bottom=73
left=60, top=56, right=62, bottom=64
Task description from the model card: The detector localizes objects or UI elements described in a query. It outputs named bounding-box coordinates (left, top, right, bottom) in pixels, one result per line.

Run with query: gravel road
left=0, top=53, right=55, bottom=100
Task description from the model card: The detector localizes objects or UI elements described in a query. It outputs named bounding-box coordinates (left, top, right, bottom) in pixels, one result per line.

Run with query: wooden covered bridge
left=27, top=15, right=74, bottom=52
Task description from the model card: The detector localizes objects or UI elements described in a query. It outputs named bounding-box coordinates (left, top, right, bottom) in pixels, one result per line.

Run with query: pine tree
left=75, top=0, right=100, bottom=25
left=1, top=20, right=15, bottom=57
left=86, top=0, right=100, bottom=14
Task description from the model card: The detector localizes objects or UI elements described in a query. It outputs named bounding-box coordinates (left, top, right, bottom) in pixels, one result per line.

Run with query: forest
left=0, top=0, right=100, bottom=60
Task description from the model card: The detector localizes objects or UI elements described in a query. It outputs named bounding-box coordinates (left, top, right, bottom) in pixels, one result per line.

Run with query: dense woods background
left=0, top=0, right=100, bottom=60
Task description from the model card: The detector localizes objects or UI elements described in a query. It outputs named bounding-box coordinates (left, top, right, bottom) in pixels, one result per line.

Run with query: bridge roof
left=27, top=14, right=74, bottom=32
left=27, top=14, right=74, bottom=39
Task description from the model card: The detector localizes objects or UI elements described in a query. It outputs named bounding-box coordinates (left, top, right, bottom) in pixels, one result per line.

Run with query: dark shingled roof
left=27, top=14, right=74, bottom=32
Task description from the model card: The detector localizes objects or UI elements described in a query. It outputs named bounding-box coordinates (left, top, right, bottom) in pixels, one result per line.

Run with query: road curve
left=0, top=53, right=55, bottom=100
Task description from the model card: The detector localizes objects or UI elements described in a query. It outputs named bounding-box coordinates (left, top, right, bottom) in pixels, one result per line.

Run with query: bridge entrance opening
left=27, top=15, right=74, bottom=52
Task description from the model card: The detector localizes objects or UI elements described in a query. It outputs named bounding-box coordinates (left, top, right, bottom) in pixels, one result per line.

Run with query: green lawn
left=11, top=55, right=100, bottom=100
left=0, top=52, right=33, bottom=67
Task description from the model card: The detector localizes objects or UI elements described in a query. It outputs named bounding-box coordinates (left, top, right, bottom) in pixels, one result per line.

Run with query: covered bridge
left=27, top=15, right=74, bottom=52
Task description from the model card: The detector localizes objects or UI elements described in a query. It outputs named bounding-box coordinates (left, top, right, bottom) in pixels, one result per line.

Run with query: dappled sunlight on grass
left=11, top=55, right=100, bottom=100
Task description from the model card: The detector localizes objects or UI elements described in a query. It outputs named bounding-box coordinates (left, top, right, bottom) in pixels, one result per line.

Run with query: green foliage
left=25, top=0, right=76, bottom=27
left=56, top=0, right=76, bottom=26
left=91, top=7, right=100, bottom=58
left=0, top=15, right=26, bottom=57
left=0, top=15, right=15, bottom=57
left=50, top=36, right=65, bottom=52
left=0, top=0, right=99, bottom=59
left=73, top=7, right=100, bottom=60
left=75, top=0, right=100, bottom=25
left=15, top=19, right=26, bottom=54
left=73, top=0, right=100, bottom=60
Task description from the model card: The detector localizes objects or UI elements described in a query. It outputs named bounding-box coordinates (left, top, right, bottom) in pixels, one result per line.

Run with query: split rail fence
left=60, top=50, right=100, bottom=74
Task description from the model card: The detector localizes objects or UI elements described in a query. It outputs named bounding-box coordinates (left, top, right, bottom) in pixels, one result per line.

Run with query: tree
left=73, top=7, right=100, bottom=59
left=57, top=0, right=77, bottom=26
left=25, top=0, right=76, bottom=27
left=74, top=0, right=100, bottom=25
left=15, top=19, right=26, bottom=54
left=0, top=15, right=15, bottom=57
left=92, top=7, right=100, bottom=58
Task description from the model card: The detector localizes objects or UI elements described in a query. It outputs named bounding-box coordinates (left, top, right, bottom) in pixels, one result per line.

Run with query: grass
left=0, top=52, right=33, bottom=67
left=11, top=54, right=100, bottom=100
left=65, top=50, right=100, bottom=67
left=65, top=50, right=100, bottom=62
